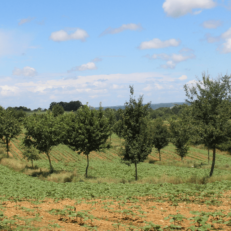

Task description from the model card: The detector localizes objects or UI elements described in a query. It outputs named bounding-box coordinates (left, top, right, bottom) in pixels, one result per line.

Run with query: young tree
left=169, top=119, right=190, bottom=161
left=63, top=103, right=111, bottom=178
left=21, top=145, right=40, bottom=168
left=0, top=110, right=21, bottom=157
left=52, top=104, right=65, bottom=117
left=184, top=73, right=231, bottom=177
left=151, top=118, right=169, bottom=161
left=119, top=86, right=153, bottom=181
left=23, top=111, right=66, bottom=172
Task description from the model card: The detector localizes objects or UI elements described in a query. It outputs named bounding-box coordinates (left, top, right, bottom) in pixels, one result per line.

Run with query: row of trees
left=0, top=72, right=231, bottom=180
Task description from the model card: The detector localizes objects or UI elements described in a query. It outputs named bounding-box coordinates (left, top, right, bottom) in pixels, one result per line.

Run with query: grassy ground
left=1, top=130, right=231, bottom=230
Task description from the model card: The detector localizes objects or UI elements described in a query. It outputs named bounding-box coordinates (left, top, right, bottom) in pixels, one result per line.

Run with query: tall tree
left=63, top=103, right=111, bottom=178
left=0, top=110, right=21, bottom=157
left=184, top=73, right=231, bottom=177
left=119, top=86, right=153, bottom=181
left=151, top=118, right=169, bottom=161
left=23, top=111, right=66, bottom=172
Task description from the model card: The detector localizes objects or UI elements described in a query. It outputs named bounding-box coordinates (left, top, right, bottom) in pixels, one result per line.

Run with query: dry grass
left=0, top=157, right=27, bottom=171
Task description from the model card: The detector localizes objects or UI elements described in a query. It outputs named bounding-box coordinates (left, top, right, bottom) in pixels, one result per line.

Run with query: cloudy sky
left=0, top=0, right=231, bottom=110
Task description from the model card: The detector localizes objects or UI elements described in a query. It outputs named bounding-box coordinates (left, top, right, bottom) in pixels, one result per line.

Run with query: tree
left=52, top=104, right=65, bottom=117
left=0, top=110, right=21, bottom=157
left=21, top=145, right=40, bottom=168
left=107, top=109, right=116, bottom=142
left=169, top=119, right=190, bottom=161
left=119, top=86, right=153, bottom=181
left=184, top=73, right=231, bottom=177
left=23, top=111, right=66, bottom=172
left=63, top=103, right=111, bottom=178
left=151, top=118, right=169, bottom=161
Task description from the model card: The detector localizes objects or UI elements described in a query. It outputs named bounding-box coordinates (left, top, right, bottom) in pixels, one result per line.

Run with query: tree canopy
left=119, top=86, right=153, bottom=180
left=184, top=73, right=231, bottom=176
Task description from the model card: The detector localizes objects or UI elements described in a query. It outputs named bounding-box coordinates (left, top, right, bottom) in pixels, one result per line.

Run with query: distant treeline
left=49, top=101, right=83, bottom=111
left=5, top=100, right=187, bottom=120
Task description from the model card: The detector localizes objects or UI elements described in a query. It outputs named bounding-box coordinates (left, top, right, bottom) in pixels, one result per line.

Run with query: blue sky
left=0, top=0, right=231, bottom=110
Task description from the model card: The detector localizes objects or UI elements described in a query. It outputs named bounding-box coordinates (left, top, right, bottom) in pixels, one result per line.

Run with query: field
left=1, top=131, right=231, bottom=230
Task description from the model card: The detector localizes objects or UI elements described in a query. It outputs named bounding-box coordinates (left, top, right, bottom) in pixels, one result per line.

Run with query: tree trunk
left=31, top=160, right=34, bottom=168
left=181, top=156, right=183, bottom=161
left=208, top=147, right=210, bottom=164
left=46, top=152, right=53, bottom=173
left=158, top=149, right=161, bottom=161
left=209, top=147, right=216, bottom=177
left=85, top=154, right=89, bottom=178
left=135, top=161, right=138, bottom=181
left=6, top=136, right=9, bottom=157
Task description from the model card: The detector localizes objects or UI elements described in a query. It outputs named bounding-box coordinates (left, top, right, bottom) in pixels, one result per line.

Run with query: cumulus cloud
left=139, top=38, right=180, bottom=50
left=202, top=20, right=222, bottom=29
left=178, top=75, right=187, bottom=80
left=146, top=53, right=195, bottom=69
left=100, top=23, right=143, bottom=36
left=13, top=66, right=37, bottom=77
left=18, top=17, right=35, bottom=25
left=162, top=0, right=216, bottom=18
left=50, top=28, right=88, bottom=42
left=68, top=62, right=97, bottom=72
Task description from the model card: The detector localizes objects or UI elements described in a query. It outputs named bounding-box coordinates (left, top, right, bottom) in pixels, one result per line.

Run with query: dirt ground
left=2, top=191, right=231, bottom=230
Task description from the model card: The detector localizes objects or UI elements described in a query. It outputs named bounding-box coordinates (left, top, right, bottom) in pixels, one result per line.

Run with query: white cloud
left=0, top=85, right=19, bottom=96
left=202, top=20, right=222, bottom=29
left=15, top=72, right=175, bottom=94
left=219, top=27, right=231, bottom=53
left=13, top=66, right=37, bottom=77
left=162, top=0, right=216, bottom=18
left=221, top=27, right=231, bottom=39
left=112, top=84, right=124, bottom=89
left=18, top=17, right=35, bottom=25
left=147, top=53, right=195, bottom=69
left=50, top=28, right=88, bottom=42
left=143, top=85, right=153, bottom=91
left=139, top=38, right=180, bottom=50
left=178, top=75, right=187, bottom=80
left=162, top=60, right=176, bottom=69
left=68, top=62, right=97, bottom=72
left=220, top=38, right=231, bottom=53
left=100, top=23, right=143, bottom=36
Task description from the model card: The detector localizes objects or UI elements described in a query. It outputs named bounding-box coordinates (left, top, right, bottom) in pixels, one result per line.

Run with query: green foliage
left=151, top=118, right=169, bottom=161
left=169, top=119, right=190, bottom=161
left=23, top=112, right=66, bottom=172
left=21, top=145, right=40, bottom=168
left=63, top=103, right=110, bottom=177
left=0, top=109, right=21, bottom=157
left=184, top=73, right=231, bottom=176
left=52, top=104, right=65, bottom=117
left=119, top=86, right=153, bottom=180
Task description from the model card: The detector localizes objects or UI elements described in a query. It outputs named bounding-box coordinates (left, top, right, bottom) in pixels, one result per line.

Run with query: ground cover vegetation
left=1, top=73, right=231, bottom=229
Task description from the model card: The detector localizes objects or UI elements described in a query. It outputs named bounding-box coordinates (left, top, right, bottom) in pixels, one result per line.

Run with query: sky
left=0, top=0, right=231, bottom=110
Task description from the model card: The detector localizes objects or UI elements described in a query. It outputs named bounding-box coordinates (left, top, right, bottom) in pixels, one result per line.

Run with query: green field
left=1, top=131, right=231, bottom=230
